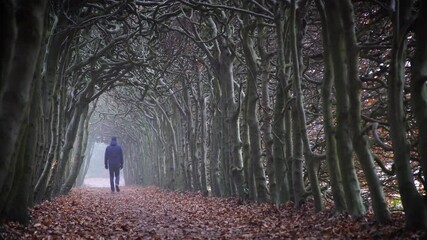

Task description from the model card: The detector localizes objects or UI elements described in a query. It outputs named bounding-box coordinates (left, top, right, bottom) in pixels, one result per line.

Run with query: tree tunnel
left=1, top=0, right=427, bottom=230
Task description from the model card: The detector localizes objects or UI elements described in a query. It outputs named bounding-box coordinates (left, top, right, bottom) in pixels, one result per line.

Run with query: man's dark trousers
left=109, top=164, right=120, bottom=192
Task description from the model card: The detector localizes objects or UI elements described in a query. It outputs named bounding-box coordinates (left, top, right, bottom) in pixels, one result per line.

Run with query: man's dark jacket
left=104, top=138, right=124, bottom=168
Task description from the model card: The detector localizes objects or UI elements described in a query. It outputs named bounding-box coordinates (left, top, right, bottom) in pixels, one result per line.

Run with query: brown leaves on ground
left=1, top=186, right=425, bottom=239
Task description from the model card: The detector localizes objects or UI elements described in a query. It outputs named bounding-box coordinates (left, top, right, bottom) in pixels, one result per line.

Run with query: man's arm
left=104, top=147, right=108, bottom=169
left=120, top=147, right=124, bottom=169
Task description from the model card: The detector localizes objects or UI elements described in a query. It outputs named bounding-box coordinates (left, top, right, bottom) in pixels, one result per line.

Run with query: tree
left=272, top=2, right=292, bottom=204
left=324, top=0, right=366, bottom=218
left=242, top=1, right=269, bottom=202
left=388, top=0, right=427, bottom=229
left=315, top=0, right=346, bottom=212
left=0, top=0, right=48, bottom=223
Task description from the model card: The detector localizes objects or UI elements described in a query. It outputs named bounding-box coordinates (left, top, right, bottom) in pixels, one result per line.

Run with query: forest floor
left=1, top=186, right=426, bottom=239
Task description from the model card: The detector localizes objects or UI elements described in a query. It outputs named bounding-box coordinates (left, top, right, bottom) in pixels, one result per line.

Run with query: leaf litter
left=1, top=186, right=425, bottom=239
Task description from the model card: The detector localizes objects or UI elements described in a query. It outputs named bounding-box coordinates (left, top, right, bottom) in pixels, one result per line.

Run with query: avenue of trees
left=1, top=0, right=427, bottom=231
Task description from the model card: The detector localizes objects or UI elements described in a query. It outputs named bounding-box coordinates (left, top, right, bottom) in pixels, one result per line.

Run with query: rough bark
left=2, top=77, right=40, bottom=223
left=325, top=0, right=366, bottom=218
left=1, top=124, right=29, bottom=223
left=258, top=22, right=276, bottom=203
left=33, top=71, right=61, bottom=203
left=215, top=45, right=245, bottom=200
left=315, top=0, right=346, bottom=212
left=0, top=0, right=47, bottom=194
left=60, top=105, right=89, bottom=195
left=411, top=0, right=427, bottom=200
left=273, top=6, right=291, bottom=203
left=0, top=0, right=16, bottom=93
left=242, top=16, right=269, bottom=202
left=291, top=103, right=306, bottom=207
left=196, top=63, right=208, bottom=196
left=153, top=98, right=177, bottom=190
left=75, top=140, right=94, bottom=187
left=43, top=34, right=72, bottom=199
left=51, top=101, right=87, bottom=197
left=337, top=0, right=391, bottom=223
left=209, top=77, right=222, bottom=197
left=183, top=77, right=201, bottom=191
left=243, top=85, right=257, bottom=201
left=290, top=0, right=323, bottom=211
left=389, top=0, right=427, bottom=229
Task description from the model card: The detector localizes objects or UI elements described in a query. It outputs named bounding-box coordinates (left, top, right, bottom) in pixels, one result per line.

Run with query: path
left=1, top=187, right=424, bottom=239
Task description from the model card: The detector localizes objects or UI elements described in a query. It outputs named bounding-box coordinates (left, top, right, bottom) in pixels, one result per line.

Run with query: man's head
left=111, top=136, right=117, bottom=145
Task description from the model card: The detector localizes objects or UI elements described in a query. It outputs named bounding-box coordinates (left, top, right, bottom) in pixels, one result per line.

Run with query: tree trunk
left=60, top=105, right=89, bottom=194
left=258, top=22, right=275, bottom=203
left=183, top=77, right=201, bottom=191
left=388, top=0, right=427, bottom=229
left=219, top=82, right=232, bottom=196
left=290, top=0, right=323, bottom=211
left=337, top=0, right=391, bottom=223
left=411, top=0, right=427, bottom=201
left=1, top=73, right=41, bottom=223
left=197, top=64, right=208, bottom=196
left=163, top=117, right=175, bottom=190
left=42, top=14, right=68, bottom=123
left=214, top=46, right=245, bottom=200
left=51, top=101, right=87, bottom=197
left=0, top=0, right=47, bottom=194
left=325, top=0, right=366, bottom=218
left=291, top=104, right=306, bottom=207
left=44, top=37, right=71, bottom=200
left=28, top=53, right=45, bottom=208
left=33, top=72, right=61, bottom=203
left=273, top=7, right=291, bottom=203
left=243, top=87, right=256, bottom=201
left=1, top=124, right=29, bottom=223
left=242, top=17, right=269, bottom=202
left=154, top=99, right=177, bottom=190
left=315, top=0, right=346, bottom=212
left=0, top=0, right=16, bottom=93
left=209, top=77, right=222, bottom=196
left=75, top=140, right=94, bottom=187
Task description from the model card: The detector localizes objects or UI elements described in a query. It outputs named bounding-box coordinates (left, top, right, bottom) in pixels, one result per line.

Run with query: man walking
left=105, top=137, right=124, bottom=192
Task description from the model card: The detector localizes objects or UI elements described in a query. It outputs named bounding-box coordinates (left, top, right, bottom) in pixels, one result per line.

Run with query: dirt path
left=1, top=187, right=424, bottom=239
